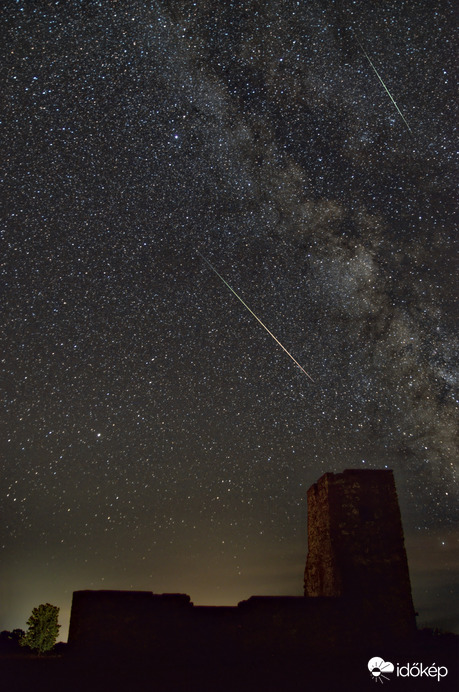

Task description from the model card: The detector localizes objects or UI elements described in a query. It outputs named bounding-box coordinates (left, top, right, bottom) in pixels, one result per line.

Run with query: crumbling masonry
left=68, top=469, right=416, bottom=655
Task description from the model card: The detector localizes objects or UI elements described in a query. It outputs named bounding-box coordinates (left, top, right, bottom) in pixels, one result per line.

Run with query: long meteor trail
left=357, top=39, right=412, bottom=134
left=197, top=250, right=315, bottom=383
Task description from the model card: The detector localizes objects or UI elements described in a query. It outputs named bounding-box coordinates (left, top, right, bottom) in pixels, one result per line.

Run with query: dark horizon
left=3, top=468, right=458, bottom=640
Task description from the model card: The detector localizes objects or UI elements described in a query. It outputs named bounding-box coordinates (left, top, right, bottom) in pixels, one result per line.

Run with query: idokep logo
left=396, top=662, right=448, bottom=681
left=368, top=657, right=395, bottom=684
left=368, top=657, right=449, bottom=683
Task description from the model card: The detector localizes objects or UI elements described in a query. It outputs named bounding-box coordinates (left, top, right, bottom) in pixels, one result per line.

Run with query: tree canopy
left=20, top=603, right=60, bottom=654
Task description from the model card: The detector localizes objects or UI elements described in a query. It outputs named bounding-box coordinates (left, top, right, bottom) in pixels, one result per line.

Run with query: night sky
left=1, top=1, right=458, bottom=640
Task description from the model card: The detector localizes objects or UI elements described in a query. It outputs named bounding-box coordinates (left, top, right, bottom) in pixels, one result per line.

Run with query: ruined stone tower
left=304, top=469, right=415, bottom=638
left=68, top=469, right=417, bottom=656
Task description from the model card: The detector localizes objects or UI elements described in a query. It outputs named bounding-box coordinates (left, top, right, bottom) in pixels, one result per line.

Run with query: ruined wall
left=304, top=469, right=416, bottom=638
left=68, top=591, right=367, bottom=658
left=68, top=470, right=417, bottom=655
left=68, top=591, right=193, bottom=655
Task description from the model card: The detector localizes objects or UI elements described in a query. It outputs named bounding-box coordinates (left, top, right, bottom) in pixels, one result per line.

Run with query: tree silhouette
left=0, top=629, right=25, bottom=653
left=20, top=604, right=60, bottom=654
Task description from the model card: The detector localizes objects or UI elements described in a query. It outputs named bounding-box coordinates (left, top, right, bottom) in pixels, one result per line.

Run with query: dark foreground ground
left=2, top=632, right=457, bottom=692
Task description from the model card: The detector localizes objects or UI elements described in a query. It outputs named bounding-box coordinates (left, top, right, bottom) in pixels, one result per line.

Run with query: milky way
left=1, top=1, right=457, bottom=637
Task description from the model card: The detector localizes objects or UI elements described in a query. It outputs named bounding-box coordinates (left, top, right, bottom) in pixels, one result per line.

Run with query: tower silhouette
left=304, top=469, right=416, bottom=638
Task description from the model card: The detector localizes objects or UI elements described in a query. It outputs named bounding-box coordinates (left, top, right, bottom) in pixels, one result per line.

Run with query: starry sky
left=1, top=1, right=458, bottom=640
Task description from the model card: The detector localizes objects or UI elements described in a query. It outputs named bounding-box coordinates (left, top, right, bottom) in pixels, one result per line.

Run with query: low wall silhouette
left=68, top=471, right=417, bottom=658
left=68, top=590, right=411, bottom=659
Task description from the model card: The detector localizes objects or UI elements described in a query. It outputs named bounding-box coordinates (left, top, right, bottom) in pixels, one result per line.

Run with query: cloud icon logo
left=368, top=657, right=395, bottom=683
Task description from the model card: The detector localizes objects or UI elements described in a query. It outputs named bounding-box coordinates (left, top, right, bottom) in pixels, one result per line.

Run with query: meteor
left=197, top=250, right=315, bottom=383
left=357, top=39, right=412, bottom=134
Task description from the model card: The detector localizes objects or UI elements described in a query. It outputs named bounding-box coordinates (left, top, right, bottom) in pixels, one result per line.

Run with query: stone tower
left=304, top=469, right=416, bottom=638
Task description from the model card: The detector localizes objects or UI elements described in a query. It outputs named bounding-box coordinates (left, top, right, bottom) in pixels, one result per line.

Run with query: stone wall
left=304, top=469, right=416, bottom=639
left=68, top=469, right=417, bottom=655
left=68, top=591, right=370, bottom=658
left=68, top=591, right=193, bottom=655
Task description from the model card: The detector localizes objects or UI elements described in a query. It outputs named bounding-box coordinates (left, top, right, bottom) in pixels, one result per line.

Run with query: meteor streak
left=197, top=250, right=315, bottom=383
left=357, top=39, right=412, bottom=134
